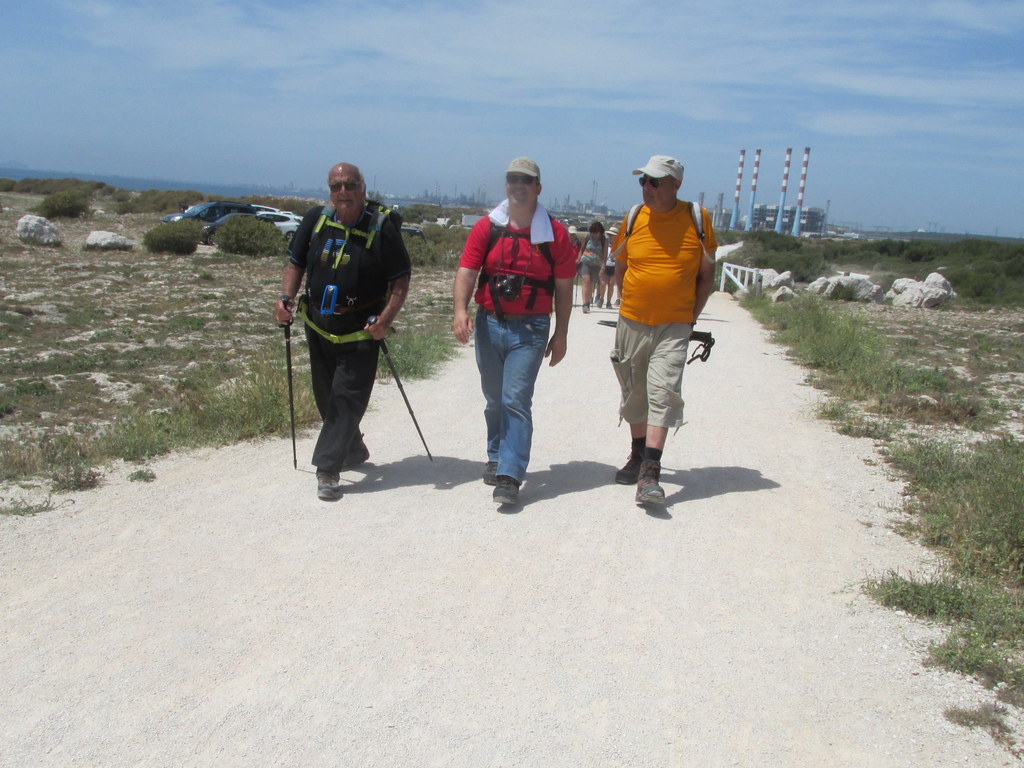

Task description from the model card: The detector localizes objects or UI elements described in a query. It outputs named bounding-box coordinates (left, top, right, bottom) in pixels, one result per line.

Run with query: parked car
left=200, top=212, right=256, bottom=244
left=162, top=201, right=257, bottom=224
left=256, top=211, right=302, bottom=242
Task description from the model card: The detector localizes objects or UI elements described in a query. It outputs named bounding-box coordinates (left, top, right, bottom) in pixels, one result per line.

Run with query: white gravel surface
left=2, top=292, right=1019, bottom=767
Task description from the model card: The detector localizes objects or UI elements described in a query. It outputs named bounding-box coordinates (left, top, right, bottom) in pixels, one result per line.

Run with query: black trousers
left=305, top=329, right=379, bottom=473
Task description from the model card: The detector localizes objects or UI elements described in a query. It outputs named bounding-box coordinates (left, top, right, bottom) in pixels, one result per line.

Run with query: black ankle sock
left=644, top=447, right=663, bottom=462
left=631, top=437, right=646, bottom=457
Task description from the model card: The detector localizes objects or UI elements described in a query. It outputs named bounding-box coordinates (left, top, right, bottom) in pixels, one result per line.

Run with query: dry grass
left=0, top=191, right=456, bottom=481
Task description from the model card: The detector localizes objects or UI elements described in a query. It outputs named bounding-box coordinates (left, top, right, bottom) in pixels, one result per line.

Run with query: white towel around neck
left=487, top=199, right=554, bottom=244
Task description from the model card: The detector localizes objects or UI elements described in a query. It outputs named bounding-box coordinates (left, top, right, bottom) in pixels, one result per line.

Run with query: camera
left=493, top=274, right=524, bottom=301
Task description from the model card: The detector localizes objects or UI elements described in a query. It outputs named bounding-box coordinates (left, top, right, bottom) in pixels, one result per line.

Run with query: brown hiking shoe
left=615, top=452, right=644, bottom=485
left=316, top=470, right=342, bottom=501
left=635, top=459, right=665, bottom=504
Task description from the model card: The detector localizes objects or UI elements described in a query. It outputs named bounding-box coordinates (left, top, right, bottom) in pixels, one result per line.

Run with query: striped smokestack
left=792, top=147, right=811, bottom=237
left=774, top=147, right=792, bottom=234
left=744, top=148, right=761, bottom=231
left=729, top=149, right=745, bottom=230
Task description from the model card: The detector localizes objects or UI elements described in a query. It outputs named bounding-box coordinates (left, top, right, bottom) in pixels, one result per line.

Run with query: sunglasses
left=329, top=180, right=362, bottom=192
left=506, top=174, right=536, bottom=185
left=638, top=175, right=666, bottom=188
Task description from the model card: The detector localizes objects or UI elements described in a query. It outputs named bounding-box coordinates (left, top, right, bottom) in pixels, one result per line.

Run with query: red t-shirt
left=459, top=216, right=577, bottom=315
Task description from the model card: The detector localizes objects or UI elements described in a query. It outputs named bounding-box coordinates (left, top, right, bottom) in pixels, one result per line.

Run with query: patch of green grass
left=885, top=437, right=1024, bottom=580
left=867, top=570, right=1024, bottom=706
left=381, top=327, right=458, bottom=381
left=816, top=398, right=899, bottom=441
left=127, top=468, right=156, bottom=483
left=745, top=294, right=994, bottom=429
left=866, top=570, right=971, bottom=622
left=15, top=380, right=49, bottom=397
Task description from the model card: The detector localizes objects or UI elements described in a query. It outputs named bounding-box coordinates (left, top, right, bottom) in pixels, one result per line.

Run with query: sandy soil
left=2, top=292, right=1019, bottom=767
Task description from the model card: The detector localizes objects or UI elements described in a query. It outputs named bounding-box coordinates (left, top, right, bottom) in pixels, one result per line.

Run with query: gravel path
left=1, top=293, right=1017, bottom=767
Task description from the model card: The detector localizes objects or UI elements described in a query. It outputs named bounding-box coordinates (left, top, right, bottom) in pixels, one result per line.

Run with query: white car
left=256, top=211, right=302, bottom=242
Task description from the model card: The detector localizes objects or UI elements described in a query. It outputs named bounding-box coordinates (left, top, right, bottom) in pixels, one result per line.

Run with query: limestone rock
left=85, top=231, right=134, bottom=251
left=16, top=215, right=62, bottom=246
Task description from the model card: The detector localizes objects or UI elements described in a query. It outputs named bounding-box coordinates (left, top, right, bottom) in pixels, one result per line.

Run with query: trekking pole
left=281, top=323, right=298, bottom=469
left=368, top=317, right=433, bottom=462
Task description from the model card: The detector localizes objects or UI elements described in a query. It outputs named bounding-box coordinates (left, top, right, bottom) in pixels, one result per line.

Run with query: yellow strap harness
left=313, top=205, right=389, bottom=269
left=295, top=296, right=373, bottom=345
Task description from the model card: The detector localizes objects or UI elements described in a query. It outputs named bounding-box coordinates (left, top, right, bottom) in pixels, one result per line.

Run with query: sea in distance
left=0, top=165, right=324, bottom=201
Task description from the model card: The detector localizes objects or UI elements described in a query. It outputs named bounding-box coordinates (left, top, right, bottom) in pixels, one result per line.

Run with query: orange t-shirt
left=612, top=201, right=716, bottom=325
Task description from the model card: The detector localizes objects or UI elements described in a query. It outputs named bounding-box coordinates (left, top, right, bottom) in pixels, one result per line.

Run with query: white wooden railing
left=719, top=262, right=763, bottom=293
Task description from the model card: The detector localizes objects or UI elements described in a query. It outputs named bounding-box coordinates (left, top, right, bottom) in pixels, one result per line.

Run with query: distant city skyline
left=1, top=0, right=1021, bottom=239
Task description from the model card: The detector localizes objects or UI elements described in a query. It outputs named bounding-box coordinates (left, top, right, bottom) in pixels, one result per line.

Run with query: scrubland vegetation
left=725, top=228, right=1024, bottom=305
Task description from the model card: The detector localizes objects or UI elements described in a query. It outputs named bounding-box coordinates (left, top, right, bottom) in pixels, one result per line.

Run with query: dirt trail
left=1, top=293, right=1015, bottom=767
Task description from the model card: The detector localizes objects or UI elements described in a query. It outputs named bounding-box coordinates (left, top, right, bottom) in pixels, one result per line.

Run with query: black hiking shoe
left=635, top=459, right=665, bottom=504
left=483, top=461, right=498, bottom=486
left=316, top=470, right=342, bottom=501
left=615, top=452, right=644, bottom=485
left=342, top=433, right=370, bottom=468
left=493, top=475, right=520, bottom=505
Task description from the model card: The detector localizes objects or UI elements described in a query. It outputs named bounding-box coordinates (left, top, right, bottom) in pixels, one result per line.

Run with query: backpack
left=478, top=217, right=557, bottom=320
left=297, top=201, right=399, bottom=340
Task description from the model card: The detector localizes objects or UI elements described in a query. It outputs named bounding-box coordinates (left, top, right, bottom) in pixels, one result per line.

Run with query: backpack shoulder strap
left=690, top=201, right=705, bottom=241
left=690, top=201, right=714, bottom=259
left=610, top=203, right=643, bottom=259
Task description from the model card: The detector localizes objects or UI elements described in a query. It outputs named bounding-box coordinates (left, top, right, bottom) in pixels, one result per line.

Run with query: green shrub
left=37, top=188, right=90, bottom=219
left=143, top=220, right=203, bottom=255
left=213, top=216, right=286, bottom=257
left=116, top=189, right=206, bottom=215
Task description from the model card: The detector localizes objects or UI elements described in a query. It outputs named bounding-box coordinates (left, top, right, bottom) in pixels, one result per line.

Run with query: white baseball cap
left=632, top=155, right=684, bottom=180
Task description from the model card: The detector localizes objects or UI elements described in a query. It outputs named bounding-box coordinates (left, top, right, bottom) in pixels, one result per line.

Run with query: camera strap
left=486, top=275, right=507, bottom=321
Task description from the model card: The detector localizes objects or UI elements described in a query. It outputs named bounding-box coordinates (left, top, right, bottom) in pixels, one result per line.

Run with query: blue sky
left=2, top=0, right=1022, bottom=235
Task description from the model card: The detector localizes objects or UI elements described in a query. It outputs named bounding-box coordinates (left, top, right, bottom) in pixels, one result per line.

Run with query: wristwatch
left=279, top=294, right=292, bottom=304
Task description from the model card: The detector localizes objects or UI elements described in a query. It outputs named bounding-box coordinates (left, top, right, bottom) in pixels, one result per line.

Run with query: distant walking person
left=576, top=221, right=606, bottom=313
left=275, top=162, right=411, bottom=501
left=452, top=157, right=576, bottom=505
left=599, top=226, right=620, bottom=308
left=610, top=155, right=717, bottom=503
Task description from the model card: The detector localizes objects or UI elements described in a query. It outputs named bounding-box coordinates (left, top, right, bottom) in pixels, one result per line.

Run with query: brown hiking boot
left=316, top=470, right=342, bottom=501
left=635, top=459, right=665, bottom=504
left=615, top=452, right=644, bottom=485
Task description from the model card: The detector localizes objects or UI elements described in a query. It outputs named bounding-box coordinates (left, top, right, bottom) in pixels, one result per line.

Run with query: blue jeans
left=474, top=308, right=550, bottom=483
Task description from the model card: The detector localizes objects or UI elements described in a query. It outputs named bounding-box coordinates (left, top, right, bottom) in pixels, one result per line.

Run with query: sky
left=2, top=0, right=1022, bottom=236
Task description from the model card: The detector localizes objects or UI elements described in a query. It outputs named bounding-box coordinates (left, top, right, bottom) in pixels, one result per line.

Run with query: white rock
left=772, top=286, right=796, bottom=302
left=85, top=231, right=134, bottom=251
left=16, top=215, right=61, bottom=246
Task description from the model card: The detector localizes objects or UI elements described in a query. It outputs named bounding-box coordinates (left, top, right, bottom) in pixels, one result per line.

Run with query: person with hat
left=452, top=157, right=576, bottom=505
left=598, top=224, right=619, bottom=309
left=609, top=155, right=717, bottom=504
